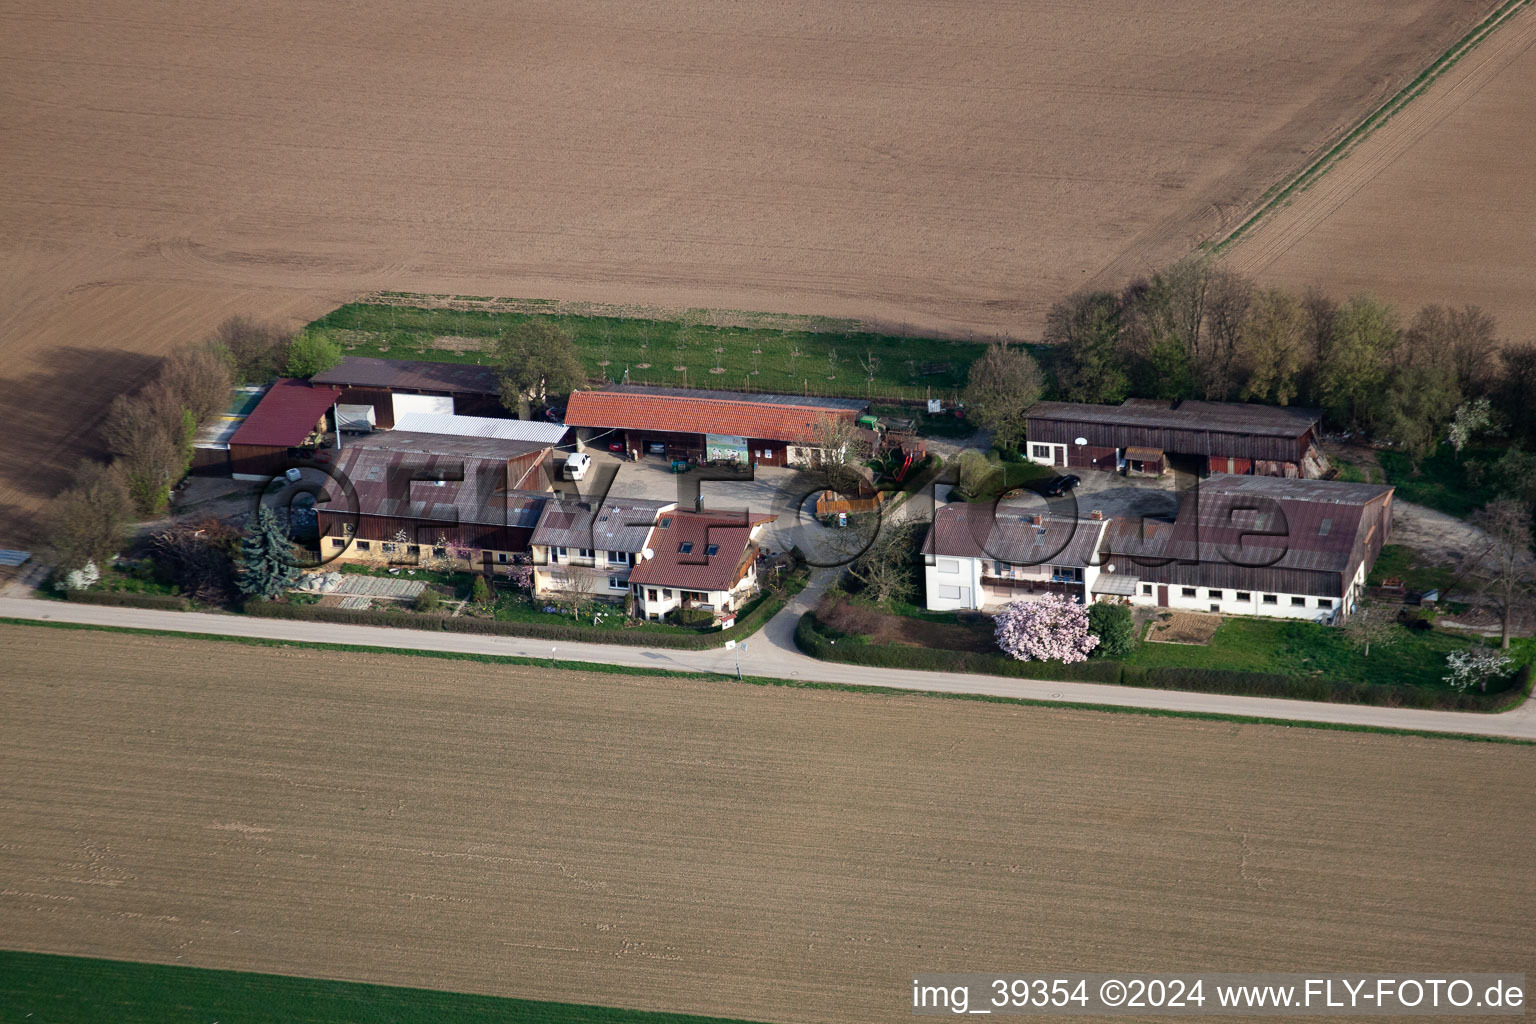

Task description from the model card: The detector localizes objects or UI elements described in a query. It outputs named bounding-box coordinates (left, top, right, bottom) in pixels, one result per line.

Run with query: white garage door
left=392, top=393, right=455, bottom=420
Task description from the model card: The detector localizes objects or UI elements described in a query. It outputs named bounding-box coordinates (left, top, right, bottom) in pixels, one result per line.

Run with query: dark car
left=1031, top=474, right=1081, bottom=497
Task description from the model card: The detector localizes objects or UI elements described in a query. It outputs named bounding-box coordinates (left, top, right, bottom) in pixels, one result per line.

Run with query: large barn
left=311, top=357, right=507, bottom=428
left=1025, top=399, right=1327, bottom=478
left=225, top=378, right=342, bottom=480
left=563, top=385, right=867, bottom=467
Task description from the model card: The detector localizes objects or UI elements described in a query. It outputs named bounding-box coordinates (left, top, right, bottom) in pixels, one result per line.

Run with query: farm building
left=389, top=411, right=568, bottom=447
left=311, top=357, right=507, bottom=428
left=226, top=378, right=342, bottom=480
left=922, top=503, right=1111, bottom=612
left=627, top=509, right=777, bottom=622
left=316, top=430, right=554, bottom=572
left=190, top=385, right=267, bottom=476
left=529, top=496, right=677, bottom=605
left=1025, top=399, right=1327, bottom=478
left=1099, top=476, right=1394, bottom=623
left=563, top=385, right=867, bottom=467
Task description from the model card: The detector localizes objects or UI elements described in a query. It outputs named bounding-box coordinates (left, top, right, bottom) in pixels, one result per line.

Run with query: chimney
left=1090, top=509, right=1103, bottom=520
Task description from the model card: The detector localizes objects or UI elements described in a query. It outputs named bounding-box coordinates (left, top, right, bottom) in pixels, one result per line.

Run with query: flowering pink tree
left=506, top=563, right=534, bottom=592
left=994, top=594, right=1099, bottom=663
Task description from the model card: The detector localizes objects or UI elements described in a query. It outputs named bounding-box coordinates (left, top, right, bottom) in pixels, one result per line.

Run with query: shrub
left=284, top=329, right=344, bottom=378
left=64, top=589, right=190, bottom=611
left=669, top=607, right=714, bottom=628
left=1088, top=602, right=1137, bottom=659
left=470, top=575, right=492, bottom=607
left=414, top=588, right=441, bottom=613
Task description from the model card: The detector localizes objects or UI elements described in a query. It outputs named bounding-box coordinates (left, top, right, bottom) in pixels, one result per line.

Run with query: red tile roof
left=565, top=386, right=864, bottom=443
left=628, top=510, right=775, bottom=592
left=229, top=379, right=340, bottom=448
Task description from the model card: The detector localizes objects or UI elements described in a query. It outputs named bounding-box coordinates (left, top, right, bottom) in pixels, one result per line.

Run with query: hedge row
left=243, top=576, right=807, bottom=650
left=65, top=589, right=190, bottom=611
left=795, top=613, right=1530, bottom=712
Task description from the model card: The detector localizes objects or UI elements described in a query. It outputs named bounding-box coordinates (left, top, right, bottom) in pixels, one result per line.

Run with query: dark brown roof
left=229, top=378, right=341, bottom=448
left=530, top=497, right=677, bottom=553
left=923, top=503, right=1107, bottom=567
left=565, top=385, right=865, bottom=441
left=346, top=429, right=550, bottom=461
left=628, top=510, right=775, bottom=591
left=322, top=446, right=548, bottom=529
left=1029, top=399, right=1320, bottom=438
left=312, top=357, right=501, bottom=396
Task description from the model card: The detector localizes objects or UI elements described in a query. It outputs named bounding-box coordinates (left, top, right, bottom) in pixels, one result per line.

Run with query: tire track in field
left=1226, top=4, right=1536, bottom=279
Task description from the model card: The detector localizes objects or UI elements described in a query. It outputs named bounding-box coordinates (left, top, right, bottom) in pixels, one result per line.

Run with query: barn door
left=1157, top=585, right=1169, bottom=607
left=1054, top=446, right=1065, bottom=467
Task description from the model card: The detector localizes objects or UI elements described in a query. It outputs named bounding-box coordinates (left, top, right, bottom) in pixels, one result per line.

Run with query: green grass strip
left=0, top=949, right=765, bottom=1024
left=3, top=618, right=1529, bottom=745
left=1213, top=0, right=1532, bottom=252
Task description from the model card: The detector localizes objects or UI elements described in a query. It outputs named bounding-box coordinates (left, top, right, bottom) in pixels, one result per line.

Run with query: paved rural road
left=2, top=588, right=1532, bottom=740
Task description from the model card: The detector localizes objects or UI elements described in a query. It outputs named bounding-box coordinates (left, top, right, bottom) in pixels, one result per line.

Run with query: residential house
left=529, top=497, right=677, bottom=604
left=627, top=509, right=777, bottom=621
left=1100, top=476, right=1395, bottom=622
left=922, top=503, right=1111, bottom=612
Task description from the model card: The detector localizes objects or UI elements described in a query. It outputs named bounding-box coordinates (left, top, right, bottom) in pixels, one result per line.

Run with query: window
left=678, top=542, right=694, bottom=554
left=706, top=544, right=719, bottom=557
left=763, top=450, right=774, bottom=460
left=1031, top=444, right=1051, bottom=459
left=1050, top=565, right=1083, bottom=583
left=647, top=589, right=658, bottom=602
left=433, top=547, right=447, bottom=559
left=497, top=552, right=508, bottom=564
left=555, top=546, right=566, bottom=559
left=381, top=542, right=397, bottom=554
left=356, top=541, right=371, bottom=551
left=1141, top=584, right=1153, bottom=596
left=1181, top=587, right=1197, bottom=598
left=1207, top=589, right=1223, bottom=599
left=578, top=548, right=594, bottom=559
left=1317, top=598, right=1334, bottom=609
left=407, top=545, right=419, bottom=556
left=659, top=517, right=672, bottom=528
left=1262, top=594, right=1278, bottom=604
left=609, top=551, right=629, bottom=564
left=608, top=576, right=624, bottom=590
left=937, top=559, right=960, bottom=574
left=937, top=585, right=963, bottom=600
left=662, top=588, right=673, bottom=599
left=1318, top=518, right=1333, bottom=537
left=1291, top=596, right=1306, bottom=606
left=1236, top=591, right=1251, bottom=601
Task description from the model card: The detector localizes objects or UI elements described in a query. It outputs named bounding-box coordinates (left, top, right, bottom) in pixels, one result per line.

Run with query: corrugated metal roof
left=322, top=446, right=549, bottom=529
left=1091, top=573, right=1139, bottom=595
left=229, top=378, right=341, bottom=448
left=347, top=430, right=551, bottom=461
left=393, top=411, right=568, bottom=445
left=1029, top=399, right=1320, bottom=438
left=312, top=356, right=501, bottom=395
left=565, top=386, right=866, bottom=442
left=531, top=497, right=677, bottom=552
left=923, top=503, right=1107, bottom=567
left=0, top=549, right=31, bottom=567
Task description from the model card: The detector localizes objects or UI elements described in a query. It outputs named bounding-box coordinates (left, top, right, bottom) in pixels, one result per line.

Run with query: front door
left=1054, top=446, right=1066, bottom=467
left=1157, top=585, right=1169, bottom=607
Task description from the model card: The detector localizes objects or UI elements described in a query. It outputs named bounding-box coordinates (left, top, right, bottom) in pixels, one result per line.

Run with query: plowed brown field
left=1228, top=4, right=1536, bottom=340
left=1, top=625, right=1531, bottom=1022
left=0, top=0, right=1499, bottom=536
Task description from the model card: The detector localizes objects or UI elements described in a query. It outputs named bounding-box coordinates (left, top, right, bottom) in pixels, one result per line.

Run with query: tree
left=470, top=574, right=493, bottom=607
left=847, top=519, right=921, bottom=605
left=1118, top=259, right=1214, bottom=400
left=1200, top=267, right=1255, bottom=400
left=1381, top=362, right=1460, bottom=461
left=1342, top=603, right=1401, bottom=658
left=798, top=413, right=874, bottom=493
left=1466, top=498, right=1534, bottom=650
left=236, top=506, right=301, bottom=601
left=994, top=595, right=1099, bottom=663
left=1238, top=287, right=1309, bottom=405
left=215, top=315, right=294, bottom=383
left=60, top=561, right=102, bottom=591
left=47, top=460, right=132, bottom=571
left=496, top=321, right=586, bottom=418
left=284, top=329, right=343, bottom=379
left=1087, top=601, right=1137, bottom=659
left=1405, top=304, right=1498, bottom=397
left=962, top=342, right=1043, bottom=450
left=100, top=383, right=189, bottom=516
left=1318, top=293, right=1399, bottom=432
left=1448, top=397, right=1492, bottom=456
left=1443, top=647, right=1513, bottom=694
left=162, top=341, right=234, bottom=426
left=1495, top=342, right=1536, bottom=448
left=1043, top=291, right=1129, bottom=404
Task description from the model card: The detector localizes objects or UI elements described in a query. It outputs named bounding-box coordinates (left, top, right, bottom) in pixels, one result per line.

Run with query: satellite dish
left=1106, top=564, right=1116, bottom=573
left=1074, top=436, right=1088, bottom=446
left=642, top=547, right=654, bottom=560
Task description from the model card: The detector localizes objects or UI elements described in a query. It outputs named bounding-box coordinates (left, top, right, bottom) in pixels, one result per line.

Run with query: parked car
left=1031, top=474, right=1080, bottom=497
left=562, top=452, right=591, bottom=481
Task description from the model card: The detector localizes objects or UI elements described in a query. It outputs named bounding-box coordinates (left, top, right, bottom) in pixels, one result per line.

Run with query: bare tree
left=1342, top=602, right=1402, bottom=658
left=101, top=382, right=191, bottom=517
left=1466, top=498, right=1534, bottom=650
left=46, top=460, right=133, bottom=570
left=214, top=315, right=294, bottom=383
left=148, top=517, right=239, bottom=604
left=162, top=341, right=234, bottom=426
left=848, top=519, right=922, bottom=605
left=798, top=413, right=874, bottom=492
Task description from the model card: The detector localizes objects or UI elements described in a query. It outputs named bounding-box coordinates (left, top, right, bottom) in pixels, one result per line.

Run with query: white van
left=562, top=452, right=591, bottom=481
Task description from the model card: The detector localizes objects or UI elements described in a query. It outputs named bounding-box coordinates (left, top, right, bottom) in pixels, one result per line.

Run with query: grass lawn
left=1366, top=544, right=1463, bottom=593
left=1125, top=614, right=1521, bottom=692
left=0, top=950, right=763, bottom=1024
left=309, top=301, right=992, bottom=403
left=88, top=563, right=181, bottom=597
left=954, top=459, right=1056, bottom=501
left=1377, top=443, right=1503, bottom=518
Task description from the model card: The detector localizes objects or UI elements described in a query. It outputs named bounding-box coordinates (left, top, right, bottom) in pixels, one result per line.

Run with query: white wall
left=924, top=555, right=983, bottom=611
left=391, top=393, right=455, bottom=420
left=1025, top=442, right=1066, bottom=468
left=1128, top=582, right=1339, bottom=623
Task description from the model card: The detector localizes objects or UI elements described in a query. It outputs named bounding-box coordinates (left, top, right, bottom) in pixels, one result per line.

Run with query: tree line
left=961, top=257, right=1536, bottom=461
